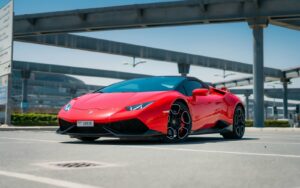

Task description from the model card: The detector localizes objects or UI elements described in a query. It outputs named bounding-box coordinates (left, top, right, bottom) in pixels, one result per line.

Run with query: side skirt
left=190, top=120, right=233, bottom=135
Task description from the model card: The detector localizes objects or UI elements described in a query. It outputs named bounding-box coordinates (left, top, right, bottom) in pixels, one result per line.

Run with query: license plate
left=77, top=121, right=94, bottom=127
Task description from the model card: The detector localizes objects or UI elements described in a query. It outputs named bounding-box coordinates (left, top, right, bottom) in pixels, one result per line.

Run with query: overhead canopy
left=12, top=61, right=151, bottom=80
left=230, top=88, right=300, bottom=101
left=14, top=0, right=300, bottom=37
left=16, top=34, right=283, bottom=78
left=214, top=67, right=300, bottom=88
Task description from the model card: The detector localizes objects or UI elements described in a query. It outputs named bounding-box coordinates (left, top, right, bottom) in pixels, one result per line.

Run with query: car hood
left=72, top=91, right=170, bottom=110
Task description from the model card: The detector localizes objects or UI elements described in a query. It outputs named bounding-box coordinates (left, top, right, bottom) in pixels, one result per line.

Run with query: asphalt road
left=0, top=129, right=300, bottom=188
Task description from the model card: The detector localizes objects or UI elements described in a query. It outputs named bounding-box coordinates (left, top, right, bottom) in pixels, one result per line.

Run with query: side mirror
left=220, top=87, right=229, bottom=92
left=192, top=88, right=208, bottom=97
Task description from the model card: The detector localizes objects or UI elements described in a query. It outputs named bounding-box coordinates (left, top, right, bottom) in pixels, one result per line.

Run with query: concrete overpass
left=13, top=61, right=151, bottom=80
left=214, top=67, right=300, bottom=88
left=14, top=0, right=300, bottom=37
left=16, top=34, right=282, bottom=78
left=231, top=88, right=300, bottom=101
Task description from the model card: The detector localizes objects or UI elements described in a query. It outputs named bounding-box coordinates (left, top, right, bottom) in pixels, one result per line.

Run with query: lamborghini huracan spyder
left=57, top=76, right=245, bottom=142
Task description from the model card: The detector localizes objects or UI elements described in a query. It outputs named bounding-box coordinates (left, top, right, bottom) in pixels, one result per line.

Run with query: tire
left=222, top=105, right=245, bottom=139
left=76, top=137, right=100, bottom=142
left=163, top=101, right=192, bottom=143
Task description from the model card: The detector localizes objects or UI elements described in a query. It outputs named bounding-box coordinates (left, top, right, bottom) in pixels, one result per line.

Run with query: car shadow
left=61, top=136, right=258, bottom=146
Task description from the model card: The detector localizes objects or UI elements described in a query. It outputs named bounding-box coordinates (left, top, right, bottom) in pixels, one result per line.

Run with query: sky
left=12, top=0, right=300, bottom=99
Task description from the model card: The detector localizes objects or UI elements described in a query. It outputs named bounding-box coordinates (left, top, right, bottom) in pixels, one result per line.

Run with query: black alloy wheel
left=165, top=101, right=192, bottom=142
left=222, top=106, right=245, bottom=139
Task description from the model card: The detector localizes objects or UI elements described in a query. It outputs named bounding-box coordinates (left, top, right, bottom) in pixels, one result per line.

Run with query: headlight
left=126, top=101, right=154, bottom=111
left=64, top=103, right=72, bottom=111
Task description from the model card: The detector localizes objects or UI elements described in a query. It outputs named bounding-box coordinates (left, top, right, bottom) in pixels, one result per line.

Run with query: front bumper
left=57, top=118, right=163, bottom=138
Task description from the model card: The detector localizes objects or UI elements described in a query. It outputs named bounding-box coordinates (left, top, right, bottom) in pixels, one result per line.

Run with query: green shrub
left=11, top=113, right=58, bottom=126
left=246, top=120, right=290, bottom=127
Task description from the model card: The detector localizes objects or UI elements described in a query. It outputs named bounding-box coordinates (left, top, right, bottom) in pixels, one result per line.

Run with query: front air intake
left=105, top=119, right=148, bottom=135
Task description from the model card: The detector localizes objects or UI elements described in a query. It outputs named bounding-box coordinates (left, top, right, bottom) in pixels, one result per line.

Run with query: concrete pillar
left=21, top=70, right=31, bottom=113
left=282, top=80, right=289, bottom=119
left=264, top=103, right=268, bottom=120
left=244, top=93, right=250, bottom=120
left=177, top=63, right=190, bottom=77
left=252, top=27, right=265, bottom=127
left=4, top=74, right=12, bottom=125
left=248, top=18, right=268, bottom=127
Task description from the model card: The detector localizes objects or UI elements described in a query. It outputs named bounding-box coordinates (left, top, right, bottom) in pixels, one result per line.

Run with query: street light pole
left=214, top=69, right=235, bottom=79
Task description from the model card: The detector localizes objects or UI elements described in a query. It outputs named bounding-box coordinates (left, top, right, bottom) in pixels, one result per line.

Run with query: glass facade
left=11, top=70, right=97, bottom=113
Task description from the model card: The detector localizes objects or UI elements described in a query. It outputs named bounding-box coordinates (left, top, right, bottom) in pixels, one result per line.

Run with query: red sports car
left=57, top=76, right=245, bottom=142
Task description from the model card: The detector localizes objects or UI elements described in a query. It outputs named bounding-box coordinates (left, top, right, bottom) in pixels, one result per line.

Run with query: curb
left=246, top=127, right=300, bottom=132
left=0, top=125, right=58, bottom=131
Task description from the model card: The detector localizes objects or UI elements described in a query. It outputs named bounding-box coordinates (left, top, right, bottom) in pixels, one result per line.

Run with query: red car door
left=183, top=80, right=217, bottom=131
left=189, top=93, right=217, bottom=131
left=208, top=88, right=226, bottom=126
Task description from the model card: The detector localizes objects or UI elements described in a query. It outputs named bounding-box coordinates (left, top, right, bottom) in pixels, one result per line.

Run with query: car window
left=116, top=83, right=139, bottom=92
left=97, top=77, right=185, bottom=93
left=183, top=80, right=203, bottom=96
left=176, top=84, right=187, bottom=95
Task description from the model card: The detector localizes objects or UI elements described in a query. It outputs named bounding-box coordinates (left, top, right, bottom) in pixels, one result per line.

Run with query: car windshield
left=97, top=77, right=185, bottom=93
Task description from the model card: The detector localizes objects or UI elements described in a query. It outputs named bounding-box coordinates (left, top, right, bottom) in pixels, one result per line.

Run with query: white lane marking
left=252, top=137, right=300, bottom=141
left=1, top=136, right=300, bottom=147
left=245, top=141, right=300, bottom=145
left=222, top=139, right=300, bottom=145
left=0, top=141, right=33, bottom=144
left=0, top=137, right=59, bottom=143
left=125, top=146, right=300, bottom=158
left=245, top=134, right=300, bottom=139
left=0, top=170, right=101, bottom=188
